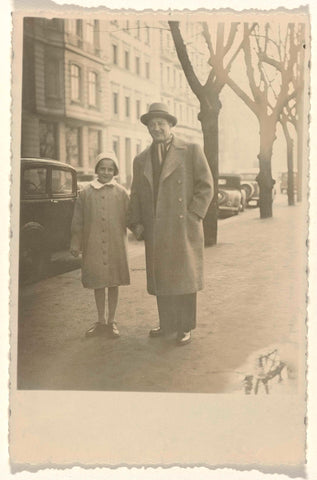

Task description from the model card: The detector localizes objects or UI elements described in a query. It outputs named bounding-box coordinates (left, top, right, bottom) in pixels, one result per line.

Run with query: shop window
left=66, top=127, right=81, bottom=167
left=39, top=121, right=57, bottom=159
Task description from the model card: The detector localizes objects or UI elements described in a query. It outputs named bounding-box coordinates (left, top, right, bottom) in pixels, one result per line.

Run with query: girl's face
left=96, top=159, right=116, bottom=184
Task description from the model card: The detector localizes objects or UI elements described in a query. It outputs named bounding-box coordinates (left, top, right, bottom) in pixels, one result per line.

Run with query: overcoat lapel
left=160, top=138, right=186, bottom=183
left=143, top=147, right=153, bottom=191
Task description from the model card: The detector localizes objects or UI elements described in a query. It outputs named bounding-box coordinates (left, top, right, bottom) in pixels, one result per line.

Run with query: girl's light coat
left=71, top=181, right=130, bottom=289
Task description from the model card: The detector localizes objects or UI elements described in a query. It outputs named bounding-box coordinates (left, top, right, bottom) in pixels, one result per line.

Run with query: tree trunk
left=281, top=119, right=295, bottom=206
left=296, top=91, right=304, bottom=202
left=287, top=140, right=295, bottom=206
left=198, top=99, right=221, bottom=246
left=256, top=120, right=276, bottom=218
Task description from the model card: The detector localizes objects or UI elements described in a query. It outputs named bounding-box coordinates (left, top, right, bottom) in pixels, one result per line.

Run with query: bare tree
left=169, top=20, right=246, bottom=245
left=226, top=23, right=301, bottom=218
left=260, top=22, right=306, bottom=206
left=280, top=107, right=296, bottom=205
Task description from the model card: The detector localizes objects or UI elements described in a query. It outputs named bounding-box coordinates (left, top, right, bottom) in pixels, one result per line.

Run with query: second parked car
left=240, top=171, right=260, bottom=207
left=218, top=174, right=243, bottom=217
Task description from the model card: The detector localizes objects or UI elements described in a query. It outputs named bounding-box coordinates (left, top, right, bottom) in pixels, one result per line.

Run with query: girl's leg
left=94, top=288, right=107, bottom=324
left=108, top=286, right=119, bottom=324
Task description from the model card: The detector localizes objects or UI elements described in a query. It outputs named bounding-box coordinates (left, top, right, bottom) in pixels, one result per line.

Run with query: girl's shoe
left=108, top=322, right=120, bottom=338
left=85, top=322, right=108, bottom=337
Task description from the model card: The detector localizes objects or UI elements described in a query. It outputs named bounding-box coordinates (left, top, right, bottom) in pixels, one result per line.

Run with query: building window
left=112, top=137, right=120, bottom=159
left=136, top=139, right=142, bottom=155
left=66, top=126, right=81, bottom=167
left=113, top=92, right=119, bottom=116
left=44, top=18, right=61, bottom=31
left=88, top=129, right=101, bottom=168
left=145, top=61, right=150, bottom=79
left=145, top=25, right=150, bottom=44
left=88, top=71, right=98, bottom=107
left=124, top=50, right=130, bottom=70
left=68, top=19, right=83, bottom=46
left=124, top=20, right=130, bottom=33
left=45, top=57, right=61, bottom=99
left=39, top=121, right=57, bottom=159
left=125, top=96, right=130, bottom=118
left=136, top=20, right=141, bottom=39
left=136, top=99, right=141, bottom=119
left=112, top=44, right=118, bottom=65
left=86, top=20, right=99, bottom=53
left=125, top=137, right=132, bottom=187
left=135, top=56, right=140, bottom=75
left=70, top=64, right=81, bottom=102
left=86, top=20, right=95, bottom=44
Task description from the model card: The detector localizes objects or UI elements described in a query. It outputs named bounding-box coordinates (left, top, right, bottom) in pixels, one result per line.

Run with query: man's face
left=147, top=117, right=172, bottom=143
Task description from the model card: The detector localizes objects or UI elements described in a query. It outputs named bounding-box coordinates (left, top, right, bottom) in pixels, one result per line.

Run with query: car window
left=23, top=167, right=47, bottom=195
left=52, top=168, right=74, bottom=194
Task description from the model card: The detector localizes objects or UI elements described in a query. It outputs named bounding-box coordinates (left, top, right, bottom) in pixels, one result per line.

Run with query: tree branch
left=223, top=22, right=240, bottom=56
left=201, top=22, right=216, bottom=65
left=168, top=21, right=203, bottom=99
left=242, top=23, right=262, bottom=101
left=215, top=22, right=225, bottom=59
left=226, top=76, right=258, bottom=115
left=259, top=52, right=282, bottom=71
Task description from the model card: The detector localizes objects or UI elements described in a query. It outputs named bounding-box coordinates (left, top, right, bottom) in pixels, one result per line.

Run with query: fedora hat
left=140, top=102, right=177, bottom=126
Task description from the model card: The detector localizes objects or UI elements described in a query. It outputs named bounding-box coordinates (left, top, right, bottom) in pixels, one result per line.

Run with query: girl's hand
left=70, top=249, right=80, bottom=257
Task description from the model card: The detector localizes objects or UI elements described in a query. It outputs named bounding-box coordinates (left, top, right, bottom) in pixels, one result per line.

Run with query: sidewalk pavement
left=17, top=196, right=307, bottom=394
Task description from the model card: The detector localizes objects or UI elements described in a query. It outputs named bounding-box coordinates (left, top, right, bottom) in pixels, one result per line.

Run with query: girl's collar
left=90, top=178, right=117, bottom=189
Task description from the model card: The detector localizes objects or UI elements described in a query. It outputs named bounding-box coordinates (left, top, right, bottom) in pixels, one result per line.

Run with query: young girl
left=70, top=151, right=130, bottom=338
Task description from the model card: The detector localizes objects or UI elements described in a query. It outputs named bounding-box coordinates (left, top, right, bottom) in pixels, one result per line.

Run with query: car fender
left=241, top=182, right=255, bottom=201
left=21, top=221, right=46, bottom=237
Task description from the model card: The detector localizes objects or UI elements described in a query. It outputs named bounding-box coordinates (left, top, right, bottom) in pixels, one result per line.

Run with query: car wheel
left=19, top=229, right=50, bottom=284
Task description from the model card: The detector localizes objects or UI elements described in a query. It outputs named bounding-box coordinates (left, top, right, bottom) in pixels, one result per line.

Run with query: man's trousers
left=156, top=293, right=197, bottom=334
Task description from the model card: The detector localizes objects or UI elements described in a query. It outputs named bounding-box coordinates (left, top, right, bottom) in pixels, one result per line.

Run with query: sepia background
left=8, top=2, right=312, bottom=472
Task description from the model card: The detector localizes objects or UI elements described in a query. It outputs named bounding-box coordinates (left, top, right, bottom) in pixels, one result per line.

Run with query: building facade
left=21, top=17, right=205, bottom=187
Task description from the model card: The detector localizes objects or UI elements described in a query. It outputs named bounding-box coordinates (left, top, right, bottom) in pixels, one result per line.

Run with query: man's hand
left=133, top=224, right=144, bottom=241
left=70, top=249, right=80, bottom=257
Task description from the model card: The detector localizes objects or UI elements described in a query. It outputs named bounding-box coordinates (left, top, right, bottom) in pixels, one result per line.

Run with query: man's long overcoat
left=128, top=136, right=213, bottom=296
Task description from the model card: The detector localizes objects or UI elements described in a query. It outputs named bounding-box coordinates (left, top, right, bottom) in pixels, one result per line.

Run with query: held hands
left=70, top=249, right=80, bottom=257
left=133, top=224, right=144, bottom=241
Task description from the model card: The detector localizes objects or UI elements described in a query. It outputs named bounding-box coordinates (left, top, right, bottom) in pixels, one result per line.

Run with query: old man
left=128, top=103, right=213, bottom=345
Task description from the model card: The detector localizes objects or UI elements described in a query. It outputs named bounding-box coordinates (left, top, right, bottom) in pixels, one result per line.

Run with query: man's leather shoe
left=149, top=326, right=164, bottom=338
left=177, top=331, right=191, bottom=345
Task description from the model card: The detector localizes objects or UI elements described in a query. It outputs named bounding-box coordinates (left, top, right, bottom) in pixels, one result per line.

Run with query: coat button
left=177, top=180, right=182, bottom=184
left=179, top=214, right=184, bottom=219
left=178, top=198, right=183, bottom=202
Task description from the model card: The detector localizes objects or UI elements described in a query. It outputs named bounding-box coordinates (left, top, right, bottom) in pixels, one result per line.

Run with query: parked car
left=77, top=171, right=96, bottom=191
left=218, top=174, right=243, bottom=217
left=240, top=171, right=260, bottom=207
left=20, top=158, right=77, bottom=283
left=280, top=171, right=298, bottom=194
